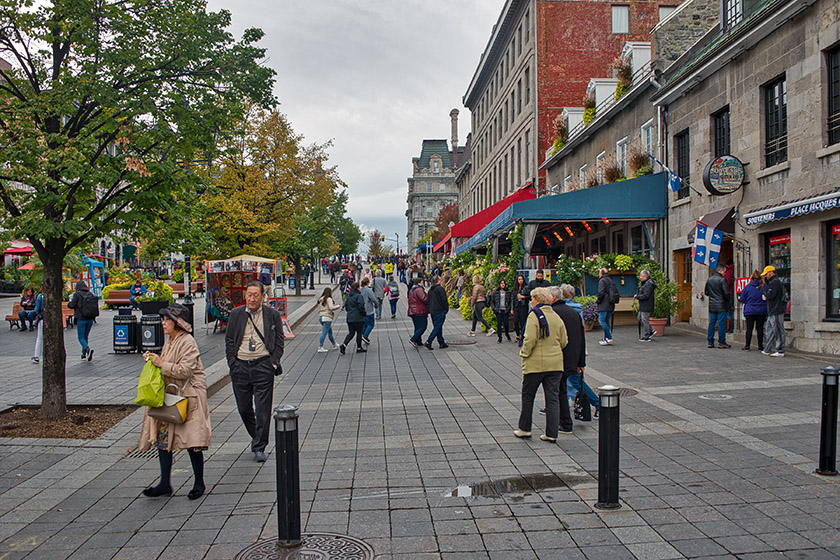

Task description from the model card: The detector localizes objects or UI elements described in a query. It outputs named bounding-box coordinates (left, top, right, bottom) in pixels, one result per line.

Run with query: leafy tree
left=335, top=214, right=362, bottom=256
left=0, top=0, right=276, bottom=418
left=367, top=229, right=392, bottom=259
left=431, top=202, right=459, bottom=242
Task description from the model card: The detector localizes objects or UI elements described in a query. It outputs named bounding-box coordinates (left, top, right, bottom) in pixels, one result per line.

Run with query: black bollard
left=816, top=367, right=839, bottom=476
left=596, top=385, right=621, bottom=509
left=274, top=405, right=302, bottom=547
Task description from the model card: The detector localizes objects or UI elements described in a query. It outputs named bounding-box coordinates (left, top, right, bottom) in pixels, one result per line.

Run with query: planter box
left=649, top=317, right=668, bottom=336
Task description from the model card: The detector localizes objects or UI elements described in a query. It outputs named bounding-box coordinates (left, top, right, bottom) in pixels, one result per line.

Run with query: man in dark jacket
left=550, top=286, right=586, bottom=434
left=424, top=275, right=449, bottom=350
left=634, top=270, right=657, bottom=342
left=341, top=283, right=367, bottom=354
left=525, top=269, right=551, bottom=293
left=704, top=265, right=731, bottom=348
left=760, top=265, right=786, bottom=357
left=596, top=268, right=617, bottom=345
left=225, top=281, right=285, bottom=462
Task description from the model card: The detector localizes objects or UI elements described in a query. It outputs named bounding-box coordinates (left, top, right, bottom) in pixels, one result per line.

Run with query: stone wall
left=653, top=0, right=719, bottom=73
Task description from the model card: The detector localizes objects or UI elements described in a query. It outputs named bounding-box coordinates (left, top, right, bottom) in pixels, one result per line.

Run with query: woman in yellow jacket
left=515, top=287, right=568, bottom=442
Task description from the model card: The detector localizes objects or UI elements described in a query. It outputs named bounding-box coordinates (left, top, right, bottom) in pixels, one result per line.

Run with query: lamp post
left=395, top=233, right=399, bottom=256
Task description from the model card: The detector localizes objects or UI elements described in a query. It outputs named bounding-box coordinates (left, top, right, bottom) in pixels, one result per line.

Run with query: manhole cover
left=444, top=339, right=477, bottom=345
left=594, top=388, right=638, bottom=397
left=236, top=533, right=374, bottom=559
left=699, top=394, right=733, bottom=400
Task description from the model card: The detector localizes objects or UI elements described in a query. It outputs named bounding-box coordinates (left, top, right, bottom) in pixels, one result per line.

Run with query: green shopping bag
left=135, top=357, right=165, bottom=407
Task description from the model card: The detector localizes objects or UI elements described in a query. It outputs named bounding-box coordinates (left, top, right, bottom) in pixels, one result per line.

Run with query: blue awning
left=456, top=173, right=668, bottom=254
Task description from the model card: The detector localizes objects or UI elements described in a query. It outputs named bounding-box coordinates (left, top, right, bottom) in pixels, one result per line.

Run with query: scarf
left=530, top=304, right=550, bottom=340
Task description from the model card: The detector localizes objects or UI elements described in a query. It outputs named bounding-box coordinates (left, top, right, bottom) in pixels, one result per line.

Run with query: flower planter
left=584, top=321, right=597, bottom=332
left=649, top=317, right=668, bottom=336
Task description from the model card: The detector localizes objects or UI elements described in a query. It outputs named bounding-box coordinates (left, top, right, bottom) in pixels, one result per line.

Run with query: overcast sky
left=207, top=0, right=505, bottom=253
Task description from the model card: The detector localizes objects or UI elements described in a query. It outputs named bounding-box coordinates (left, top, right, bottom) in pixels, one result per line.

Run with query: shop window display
left=827, top=221, right=840, bottom=318
left=765, top=229, right=791, bottom=318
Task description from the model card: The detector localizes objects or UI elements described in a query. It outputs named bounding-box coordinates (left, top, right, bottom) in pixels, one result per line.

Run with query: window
left=433, top=160, right=440, bottom=173
left=579, top=164, right=588, bottom=187
left=591, top=236, right=607, bottom=255
left=524, top=130, right=531, bottom=176
left=504, top=101, right=509, bottom=131
left=503, top=155, right=508, bottom=195
left=517, top=139, right=522, bottom=185
left=675, top=129, right=690, bottom=200
left=616, top=137, right=628, bottom=176
left=426, top=183, right=433, bottom=193
left=596, top=151, right=606, bottom=183
left=828, top=45, right=840, bottom=145
left=525, top=9, right=530, bottom=42
left=564, top=175, right=573, bottom=189
left=612, top=229, right=625, bottom=253
left=722, top=0, right=743, bottom=31
left=439, top=183, right=446, bottom=192
left=764, top=77, right=787, bottom=167
left=517, top=26, right=522, bottom=57
left=640, top=119, right=655, bottom=156
left=631, top=225, right=649, bottom=256
left=517, top=79, right=522, bottom=113
left=612, top=5, right=629, bottom=34
left=765, top=229, right=791, bottom=319
left=713, top=107, right=730, bottom=157
left=525, top=67, right=531, bottom=102
left=827, top=220, right=840, bottom=318
left=659, top=5, right=676, bottom=20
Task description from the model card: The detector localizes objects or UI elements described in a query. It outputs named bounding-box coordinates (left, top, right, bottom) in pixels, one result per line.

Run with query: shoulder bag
left=573, top=372, right=592, bottom=422
left=147, top=383, right=189, bottom=424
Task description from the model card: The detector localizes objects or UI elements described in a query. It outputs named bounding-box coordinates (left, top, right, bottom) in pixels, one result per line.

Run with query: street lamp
left=395, top=232, right=399, bottom=255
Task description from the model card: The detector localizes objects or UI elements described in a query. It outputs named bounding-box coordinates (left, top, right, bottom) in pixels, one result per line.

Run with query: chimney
left=449, top=108, right=459, bottom=149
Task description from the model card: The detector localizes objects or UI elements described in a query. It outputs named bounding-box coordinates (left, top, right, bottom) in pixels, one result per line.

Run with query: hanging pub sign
left=703, top=155, right=745, bottom=195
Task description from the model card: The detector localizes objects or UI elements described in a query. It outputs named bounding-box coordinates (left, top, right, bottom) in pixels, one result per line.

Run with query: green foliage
left=482, top=305, right=497, bottom=332
left=614, top=254, right=634, bottom=272
left=614, top=82, right=628, bottom=100
left=448, top=291, right=459, bottom=309
left=583, top=107, right=596, bottom=126
left=632, top=164, right=653, bottom=178
left=102, top=279, right=173, bottom=307
left=459, top=294, right=473, bottom=320
left=653, top=280, right=685, bottom=318
left=504, top=224, right=525, bottom=285
left=555, top=254, right=585, bottom=288
left=550, top=137, right=566, bottom=156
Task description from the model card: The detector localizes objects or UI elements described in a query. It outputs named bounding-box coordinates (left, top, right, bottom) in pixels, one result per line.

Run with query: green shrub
left=583, top=107, right=596, bottom=125
left=459, top=295, right=472, bottom=320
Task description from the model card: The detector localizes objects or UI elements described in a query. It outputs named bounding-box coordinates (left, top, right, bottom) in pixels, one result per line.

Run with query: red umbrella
left=17, top=262, right=36, bottom=271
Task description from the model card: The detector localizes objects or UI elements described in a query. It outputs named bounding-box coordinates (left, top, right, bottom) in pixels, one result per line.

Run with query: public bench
left=104, top=289, right=132, bottom=307
left=167, top=281, right=204, bottom=298
left=61, top=302, right=74, bottom=328
left=7, top=301, right=81, bottom=329
left=5, top=302, right=23, bottom=329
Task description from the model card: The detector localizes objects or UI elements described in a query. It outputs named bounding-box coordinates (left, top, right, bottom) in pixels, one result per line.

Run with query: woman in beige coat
left=140, top=303, right=211, bottom=500
left=515, top=288, right=568, bottom=442
left=468, top=275, right=493, bottom=336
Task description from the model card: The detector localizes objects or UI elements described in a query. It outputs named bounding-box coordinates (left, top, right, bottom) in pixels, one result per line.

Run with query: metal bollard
left=595, top=385, right=621, bottom=509
left=816, top=367, right=839, bottom=476
left=274, top=405, right=302, bottom=547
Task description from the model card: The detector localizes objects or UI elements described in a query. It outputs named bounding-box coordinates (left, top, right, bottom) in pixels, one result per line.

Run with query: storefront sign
left=744, top=190, right=840, bottom=226
left=769, top=234, right=791, bottom=246
left=735, top=277, right=749, bottom=294
left=703, top=155, right=745, bottom=195
left=833, top=224, right=840, bottom=236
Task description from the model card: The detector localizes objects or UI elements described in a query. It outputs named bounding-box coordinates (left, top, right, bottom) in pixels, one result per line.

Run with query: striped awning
left=743, top=188, right=840, bottom=226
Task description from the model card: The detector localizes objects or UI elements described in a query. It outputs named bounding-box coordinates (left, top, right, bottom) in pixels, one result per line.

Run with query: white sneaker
left=467, top=331, right=475, bottom=337
left=332, top=344, right=339, bottom=350
left=317, top=347, right=328, bottom=353
left=486, top=328, right=495, bottom=336
left=598, top=339, right=613, bottom=346
left=761, top=350, right=772, bottom=355
left=770, top=352, right=785, bottom=357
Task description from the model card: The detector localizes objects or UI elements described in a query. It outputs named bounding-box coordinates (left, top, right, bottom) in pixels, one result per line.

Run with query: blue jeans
left=76, top=318, right=94, bottom=354
left=319, top=317, right=335, bottom=346
left=708, top=311, right=727, bottom=345
left=18, top=310, right=37, bottom=329
left=363, top=314, right=375, bottom=338
left=598, top=311, right=612, bottom=340
left=410, top=315, right=428, bottom=345
left=389, top=299, right=398, bottom=316
left=426, top=311, right=447, bottom=345
left=566, top=373, right=601, bottom=408
left=375, top=297, right=383, bottom=320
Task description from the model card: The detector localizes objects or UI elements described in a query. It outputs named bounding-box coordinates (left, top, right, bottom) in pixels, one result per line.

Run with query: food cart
left=204, top=255, right=281, bottom=329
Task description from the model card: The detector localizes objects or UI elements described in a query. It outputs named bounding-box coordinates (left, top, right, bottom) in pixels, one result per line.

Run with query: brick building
left=459, top=0, right=673, bottom=221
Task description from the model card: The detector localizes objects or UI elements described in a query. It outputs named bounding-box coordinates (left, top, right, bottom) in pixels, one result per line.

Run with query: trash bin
left=181, top=300, right=195, bottom=333
left=113, top=315, right=138, bottom=354
left=288, top=277, right=296, bottom=289
left=140, top=314, right=163, bottom=353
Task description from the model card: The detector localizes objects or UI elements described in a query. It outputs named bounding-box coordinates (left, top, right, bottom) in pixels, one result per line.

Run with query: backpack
left=608, top=281, right=620, bottom=304
left=80, top=291, right=100, bottom=319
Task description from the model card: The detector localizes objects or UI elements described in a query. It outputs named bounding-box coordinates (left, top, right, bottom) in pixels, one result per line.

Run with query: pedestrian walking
left=340, top=282, right=366, bottom=354
left=407, top=278, right=428, bottom=348
left=372, top=269, right=387, bottom=320
left=515, top=288, right=568, bottom=442
left=739, top=270, right=767, bottom=351
left=424, top=275, right=449, bottom=349
left=139, top=303, right=211, bottom=500
left=316, top=287, right=341, bottom=353
left=489, top=279, right=513, bottom=343
left=469, top=275, right=493, bottom=336
left=455, top=270, right=466, bottom=302
left=385, top=275, right=400, bottom=319
left=558, top=284, right=600, bottom=416
left=360, top=277, right=377, bottom=345
left=549, top=286, right=586, bottom=432
left=225, top=281, right=285, bottom=462
left=760, top=265, right=787, bottom=357
left=339, top=268, right=353, bottom=307
left=513, top=274, right=529, bottom=343
left=634, top=269, right=657, bottom=341
left=704, top=265, right=731, bottom=348
left=596, top=268, right=618, bottom=345
left=67, top=280, right=99, bottom=361
left=31, top=291, right=44, bottom=363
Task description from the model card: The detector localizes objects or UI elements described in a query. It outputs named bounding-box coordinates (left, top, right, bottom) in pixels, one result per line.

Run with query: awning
left=449, top=184, right=536, bottom=239
left=433, top=232, right=452, bottom=253
left=699, top=207, right=736, bottom=234
left=743, top=188, right=840, bottom=226
left=456, top=173, right=668, bottom=254
left=3, top=246, right=33, bottom=255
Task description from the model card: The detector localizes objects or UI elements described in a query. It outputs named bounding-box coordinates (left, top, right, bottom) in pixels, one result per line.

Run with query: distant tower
left=449, top=108, right=459, bottom=149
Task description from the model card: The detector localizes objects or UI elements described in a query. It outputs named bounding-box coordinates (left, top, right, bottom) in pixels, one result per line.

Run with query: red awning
left=433, top=232, right=452, bottom=253
left=17, top=262, right=36, bottom=270
left=3, top=246, right=33, bottom=255
left=449, top=184, right=536, bottom=239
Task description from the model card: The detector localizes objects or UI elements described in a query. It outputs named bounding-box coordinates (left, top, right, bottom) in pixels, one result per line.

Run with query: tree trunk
left=293, top=255, right=301, bottom=297
left=40, top=240, right=67, bottom=420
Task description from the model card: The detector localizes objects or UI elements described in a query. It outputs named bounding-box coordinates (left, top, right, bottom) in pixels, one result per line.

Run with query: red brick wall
left=536, top=0, right=663, bottom=180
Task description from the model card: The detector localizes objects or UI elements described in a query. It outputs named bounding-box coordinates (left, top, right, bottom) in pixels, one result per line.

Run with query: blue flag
left=693, top=222, right=723, bottom=268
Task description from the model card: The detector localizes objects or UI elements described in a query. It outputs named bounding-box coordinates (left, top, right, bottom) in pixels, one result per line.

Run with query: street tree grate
left=236, top=533, right=374, bottom=559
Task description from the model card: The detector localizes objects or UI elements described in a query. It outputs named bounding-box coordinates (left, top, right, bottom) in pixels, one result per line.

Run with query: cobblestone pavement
left=0, top=290, right=838, bottom=559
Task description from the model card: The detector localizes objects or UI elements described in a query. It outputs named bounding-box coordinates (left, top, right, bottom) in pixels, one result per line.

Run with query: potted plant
left=649, top=279, right=686, bottom=336
left=578, top=297, right=599, bottom=331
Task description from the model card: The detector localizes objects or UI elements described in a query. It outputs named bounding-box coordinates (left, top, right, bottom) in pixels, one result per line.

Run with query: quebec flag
left=693, top=221, right=723, bottom=269
left=667, top=171, right=682, bottom=193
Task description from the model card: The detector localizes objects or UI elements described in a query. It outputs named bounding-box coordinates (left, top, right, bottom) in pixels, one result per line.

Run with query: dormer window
left=722, top=0, right=743, bottom=31
left=433, top=161, right=440, bottom=173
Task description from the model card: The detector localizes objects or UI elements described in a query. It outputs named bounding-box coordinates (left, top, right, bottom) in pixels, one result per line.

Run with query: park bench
left=612, top=297, right=639, bottom=326
left=104, top=289, right=132, bottom=307
left=167, top=281, right=204, bottom=298
left=5, top=302, right=24, bottom=329
left=61, top=302, right=74, bottom=328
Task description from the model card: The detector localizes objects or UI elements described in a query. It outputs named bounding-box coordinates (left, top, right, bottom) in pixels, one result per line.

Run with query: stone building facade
left=652, top=0, right=840, bottom=352
left=406, top=139, right=460, bottom=251
left=460, top=0, right=671, bottom=221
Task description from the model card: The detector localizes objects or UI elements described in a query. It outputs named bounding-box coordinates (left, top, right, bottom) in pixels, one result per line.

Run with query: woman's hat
left=159, top=303, right=192, bottom=333
left=760, top=265, right=776, bottom=277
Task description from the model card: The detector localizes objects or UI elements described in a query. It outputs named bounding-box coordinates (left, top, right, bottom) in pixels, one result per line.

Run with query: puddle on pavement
left=445, top=472, right=591, bottom=498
